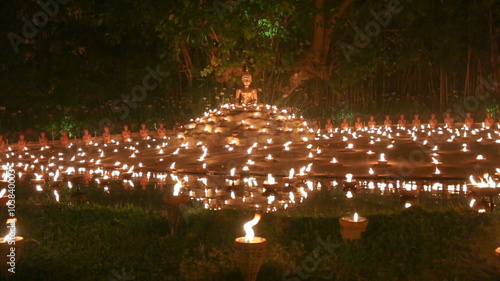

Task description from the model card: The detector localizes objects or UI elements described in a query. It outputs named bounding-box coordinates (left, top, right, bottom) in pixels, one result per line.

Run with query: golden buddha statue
left=235, top=72, right=258, bottom=105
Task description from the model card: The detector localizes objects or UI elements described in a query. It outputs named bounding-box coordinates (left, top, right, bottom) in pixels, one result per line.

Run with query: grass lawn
left=5, top=184, right=500, bottom=281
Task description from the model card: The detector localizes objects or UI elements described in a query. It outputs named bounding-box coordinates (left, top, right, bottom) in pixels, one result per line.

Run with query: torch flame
left=244, top=213, right=261, bottom=243
left=54, top=190, right=60, bottom=203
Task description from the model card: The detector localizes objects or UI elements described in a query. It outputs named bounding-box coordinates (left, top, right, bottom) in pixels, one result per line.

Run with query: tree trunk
left=283, top=0, right=355, bottom=98
left=311, top=0, right=325, bottom=56
left=488, top=10, right=500, bottom=97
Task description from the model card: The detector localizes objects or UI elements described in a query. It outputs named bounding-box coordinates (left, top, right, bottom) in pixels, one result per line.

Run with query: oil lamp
left=339, top=212, right=368, bottom=240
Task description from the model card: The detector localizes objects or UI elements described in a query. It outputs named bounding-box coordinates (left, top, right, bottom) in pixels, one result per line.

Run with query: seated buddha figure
left=428, top=113, right=438, bottom=129
left=367, top=115, right=376, bottom=129
left=122, top=125, right=132, bottom=142
left=0, top=135, right=6, bottom=152
left=397, top=114, right=407, bottom=127
left=18, top=134, right=27, bottom=151
left=82, top=129, right=92, bottom=145
left=235, top=72, right=258, bottom=105
left=340, top=118, right=350, bottom=130
left=39, top=132, right=49, bottom=148
left=139, top=123, right=149, bottom=140
left=464, top=112, right=474, bottom=129
left=484, top=112, right=495, bottom=128
left=324, top=118, right=334, bottom=133
left=60, top=130, right=70, bottom=148
left=383, top=115, right=393, bottom=128
left=157, top=123, right=167, bottom=138
left=102, top=126, right=112, bottom=144
left=412, top=114, right=421, bottom=127
left=444, top=112, right=454, bottom=128
left=354, top=116, right=364, bottom=131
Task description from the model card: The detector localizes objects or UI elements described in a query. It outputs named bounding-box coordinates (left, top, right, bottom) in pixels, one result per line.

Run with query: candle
left=265, top=154, right=274, bottom=162
left=378, top=153, right=388, bottom=165
left=345, top=174, right=353, bottom=183
left=263, top=174, right=276, bottom=187
left=282, top=168, right=296, bottom=184
left=433, top=167, right=441, bottom=176
left=343, top=173, right=357, bottom=191
left=339, top=212, right=368, bottom=240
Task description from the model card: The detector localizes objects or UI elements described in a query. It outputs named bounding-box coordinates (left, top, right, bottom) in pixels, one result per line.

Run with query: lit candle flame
left=265, top=174, right=276, bottom=185
left=379, top=153, right=386, bottom=162
left=346, top=191, right=353, bottom=199
left=345, top=173, right=353, bottom=183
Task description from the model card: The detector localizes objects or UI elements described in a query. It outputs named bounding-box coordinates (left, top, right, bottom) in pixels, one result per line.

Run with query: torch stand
left=234, top=238, right=267, bottom=281
left=0, top=237, right=24, bottom=279
left=163, top=195, right=190, bottom=236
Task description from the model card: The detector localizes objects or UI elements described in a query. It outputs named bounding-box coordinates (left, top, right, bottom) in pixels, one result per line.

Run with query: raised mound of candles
left=0, top=104, right=499, bottom=212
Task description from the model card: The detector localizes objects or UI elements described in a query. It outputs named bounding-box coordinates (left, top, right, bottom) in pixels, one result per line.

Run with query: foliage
left=0, top=0, right=498, bottom=134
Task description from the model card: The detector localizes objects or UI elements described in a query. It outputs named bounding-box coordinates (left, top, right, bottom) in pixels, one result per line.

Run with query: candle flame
left=345, top=173, right=353, bottom=182
left=244, top=213, right=261, bottom=242
left=379, top=153, right=386, bottom=162
left=265, top=174, right=275, bottom=185
left=469, top=199, right=476, bottom=208
left=469, top=174, right=498, bottom=188
left=346, top=191, right=353, bottom=199
left=353, top=212, right=359, bottom=222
